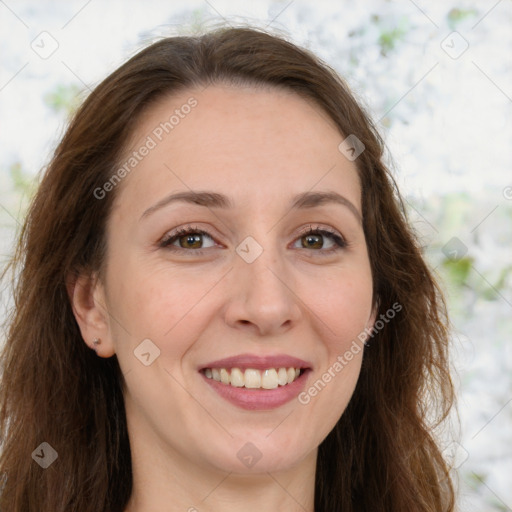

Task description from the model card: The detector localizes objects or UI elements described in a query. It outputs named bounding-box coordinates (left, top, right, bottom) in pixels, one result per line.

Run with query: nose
left=223, top=240, right=302, bottom=337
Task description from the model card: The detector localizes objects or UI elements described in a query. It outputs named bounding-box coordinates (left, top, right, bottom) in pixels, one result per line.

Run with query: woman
left=0, top=27, right=455, bottom=511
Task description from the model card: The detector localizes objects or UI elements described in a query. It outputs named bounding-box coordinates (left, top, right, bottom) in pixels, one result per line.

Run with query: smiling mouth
left=201, top=367, right=304, bottom=389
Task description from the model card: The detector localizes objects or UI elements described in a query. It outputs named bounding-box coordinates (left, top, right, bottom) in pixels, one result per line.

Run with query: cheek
left=309, top=269, right=373, bottom=345
left=297, top=267, right=372, bottom=410
left=108, top=262, right=220, bottom=356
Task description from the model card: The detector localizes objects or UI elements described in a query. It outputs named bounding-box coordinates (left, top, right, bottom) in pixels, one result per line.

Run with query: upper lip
left=199, top=353, right=313, bottom=371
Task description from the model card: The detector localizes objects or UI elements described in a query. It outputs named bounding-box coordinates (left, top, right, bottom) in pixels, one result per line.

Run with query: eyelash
left=159, top=224, right=348, bottom=257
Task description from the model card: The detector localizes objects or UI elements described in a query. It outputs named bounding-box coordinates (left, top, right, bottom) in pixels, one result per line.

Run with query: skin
left=71, top=84, right=376, bottom=511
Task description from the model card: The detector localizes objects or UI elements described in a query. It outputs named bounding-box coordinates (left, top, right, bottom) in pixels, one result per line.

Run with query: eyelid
left=292, top=224, right=348, bottom=253
left=159, top=224, right=220, bottom=250
left=159, top=223, right=347, bottom=255
left=296, top=224, right=345, bottom=241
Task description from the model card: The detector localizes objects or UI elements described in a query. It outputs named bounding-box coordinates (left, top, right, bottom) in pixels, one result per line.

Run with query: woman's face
left=96, top=84, right=374, bottom=474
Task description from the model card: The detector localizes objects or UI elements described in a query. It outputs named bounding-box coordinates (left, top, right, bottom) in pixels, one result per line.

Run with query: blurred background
left=0, top=1, right=511, bottom=510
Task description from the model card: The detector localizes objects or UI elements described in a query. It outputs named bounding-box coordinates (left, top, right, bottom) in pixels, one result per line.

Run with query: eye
left=159, top=225, right=217, bottom=253
left=292, top=225, right=347, bottom=254
left=159, top=224, right=347, bottom=256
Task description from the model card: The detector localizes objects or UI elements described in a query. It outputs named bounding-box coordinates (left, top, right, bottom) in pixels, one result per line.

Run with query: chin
left=208, top=435, right=315, bottom=475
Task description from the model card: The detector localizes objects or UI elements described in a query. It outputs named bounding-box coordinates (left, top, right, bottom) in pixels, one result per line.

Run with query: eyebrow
left=140, top=190, right=362, bottom=223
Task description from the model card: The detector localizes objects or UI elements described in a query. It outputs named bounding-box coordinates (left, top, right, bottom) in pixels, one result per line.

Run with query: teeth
left=220, top=368, right=230, bottom=385
left=261, top=369, right=278, bottom=389
left=230, top=367, right=244, bottom=387
left=244, top=369, right=261, bottom=388
left=277, top=367, right=288, bottom=386
left=203, top=366, right=303, bottom=389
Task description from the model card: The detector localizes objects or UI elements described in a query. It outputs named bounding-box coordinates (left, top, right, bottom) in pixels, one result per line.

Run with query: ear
left=363, top=299, right=379, bottom=344
left=67, top=271, right=116, bottom=358
left=368, top=299, right=379, bottom=328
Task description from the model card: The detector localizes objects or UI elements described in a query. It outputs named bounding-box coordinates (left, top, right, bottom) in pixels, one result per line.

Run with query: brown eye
left=178, top=233, right=203, bottom=249
left=293, top=227, right=347, bottom=254
left=301, top=233, right=324, bottom=249
left=160, top=227, right=216, bottom=251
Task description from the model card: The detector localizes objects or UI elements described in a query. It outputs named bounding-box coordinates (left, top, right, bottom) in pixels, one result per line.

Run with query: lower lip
left=200, top=370, right=311, bottom=411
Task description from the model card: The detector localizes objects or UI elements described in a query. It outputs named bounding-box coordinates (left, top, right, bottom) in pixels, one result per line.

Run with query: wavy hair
left=0, top=27, right=455, bottom=511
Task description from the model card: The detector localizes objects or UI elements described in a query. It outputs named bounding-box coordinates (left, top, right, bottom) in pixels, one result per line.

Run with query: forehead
left=113, top=84, right=361, bottom=213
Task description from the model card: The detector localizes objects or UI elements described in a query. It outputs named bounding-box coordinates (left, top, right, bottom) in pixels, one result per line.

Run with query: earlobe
left=369, top=300, right=379, bottom=328
left=363, top=300, right=379, bottom=347
left=66, top=271, right=116, bottom=357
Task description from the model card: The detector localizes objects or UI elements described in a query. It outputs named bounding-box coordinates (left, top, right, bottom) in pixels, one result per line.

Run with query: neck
left=124, top=427, right=317, bottom=512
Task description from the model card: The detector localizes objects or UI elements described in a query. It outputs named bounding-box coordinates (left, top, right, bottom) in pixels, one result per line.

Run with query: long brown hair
left=0, top=27, right=455, bottom=511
